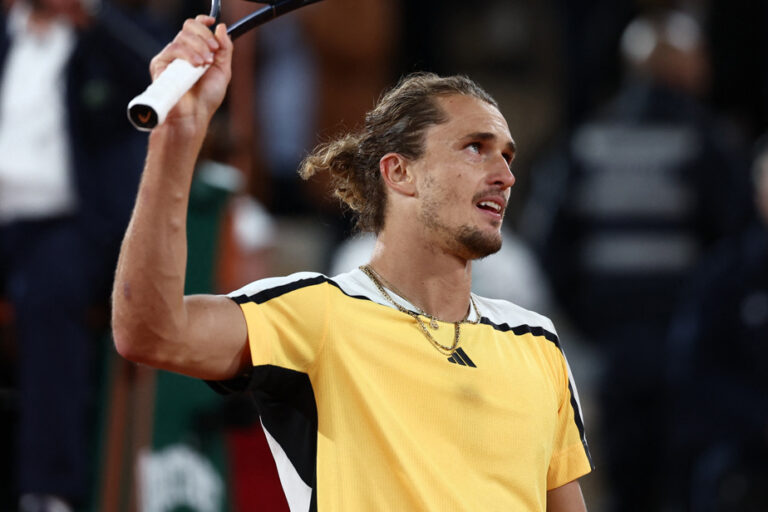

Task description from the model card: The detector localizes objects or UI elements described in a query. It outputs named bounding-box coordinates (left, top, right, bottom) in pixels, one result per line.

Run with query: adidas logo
left=447, top=347, right=476, bottom=368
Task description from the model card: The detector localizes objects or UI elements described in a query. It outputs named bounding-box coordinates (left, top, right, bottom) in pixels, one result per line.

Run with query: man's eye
left=467, top=142, right=481, bottom=153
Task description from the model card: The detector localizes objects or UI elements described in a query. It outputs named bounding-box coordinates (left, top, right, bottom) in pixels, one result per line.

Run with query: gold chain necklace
left=359, top=265, right=480, bottom=356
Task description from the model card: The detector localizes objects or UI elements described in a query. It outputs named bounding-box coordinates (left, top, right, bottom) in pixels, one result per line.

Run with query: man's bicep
left=177, top=294, right=251, bottom=380
left=547, top=480, right=587, bottom=512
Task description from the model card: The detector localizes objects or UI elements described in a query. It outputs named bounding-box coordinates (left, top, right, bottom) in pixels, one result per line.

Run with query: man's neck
left=367, top=229, right=473, bottom=323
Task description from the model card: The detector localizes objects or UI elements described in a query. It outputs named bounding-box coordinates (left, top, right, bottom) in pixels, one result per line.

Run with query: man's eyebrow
left=462, top=132, right=517, bottom=154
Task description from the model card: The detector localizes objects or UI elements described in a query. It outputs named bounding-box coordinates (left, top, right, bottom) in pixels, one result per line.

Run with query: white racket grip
left=127, top=58, right=209, bottom=131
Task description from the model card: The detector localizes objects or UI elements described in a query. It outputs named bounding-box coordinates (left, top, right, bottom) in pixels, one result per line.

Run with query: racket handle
left=127, top=58, right=209, bottom=131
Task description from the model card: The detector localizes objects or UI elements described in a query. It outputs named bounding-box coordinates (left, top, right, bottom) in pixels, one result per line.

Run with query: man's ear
left=379, top=153, right=416, bottom=197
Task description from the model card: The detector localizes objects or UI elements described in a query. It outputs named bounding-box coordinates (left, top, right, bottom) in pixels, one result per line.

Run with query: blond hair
left=299, top=72, right=497, bottom=232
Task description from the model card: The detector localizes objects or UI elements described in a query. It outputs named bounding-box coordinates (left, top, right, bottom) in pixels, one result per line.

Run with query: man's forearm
left=112, top=124, right=207, bottom=363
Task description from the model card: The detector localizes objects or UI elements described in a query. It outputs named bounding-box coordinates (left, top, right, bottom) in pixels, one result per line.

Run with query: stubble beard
left=420, top=200, right=503, bottom=260
left=418, top=175, right=504, bottom=260
left=455, top=224, right=503, bottom=260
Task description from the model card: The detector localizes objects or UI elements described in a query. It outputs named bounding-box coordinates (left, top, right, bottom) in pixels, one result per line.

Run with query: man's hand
left=149, top=15, right=233, bottom=131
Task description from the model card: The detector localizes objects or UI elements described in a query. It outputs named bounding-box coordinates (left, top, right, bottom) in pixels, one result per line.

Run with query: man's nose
left=489, top=155, right=516, bottom=189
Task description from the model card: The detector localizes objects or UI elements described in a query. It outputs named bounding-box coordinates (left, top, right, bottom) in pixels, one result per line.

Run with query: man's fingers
left=184, top=16, right=219, bottom=47
left=195, top=14, right=222, bottom=51
left=149, top=17, right=223, bottom=78
left=175, top=31, right=215, bottom=65
left=215, top=23, right=231, bottom=49
left=213, top=23, right=233, bottom=64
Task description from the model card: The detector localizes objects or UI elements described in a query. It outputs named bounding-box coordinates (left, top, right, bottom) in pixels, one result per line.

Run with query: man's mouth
left=474, top=191, right=508, bottom=219
left=476, top=200, right=503, bottom=214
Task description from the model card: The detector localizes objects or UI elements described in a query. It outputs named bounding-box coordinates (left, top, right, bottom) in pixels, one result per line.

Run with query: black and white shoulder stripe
left=228, top=268, right=558, bottom=335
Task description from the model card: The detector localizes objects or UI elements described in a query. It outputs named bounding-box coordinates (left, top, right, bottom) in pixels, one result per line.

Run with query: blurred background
left=1, top=0, right=767, bottom=510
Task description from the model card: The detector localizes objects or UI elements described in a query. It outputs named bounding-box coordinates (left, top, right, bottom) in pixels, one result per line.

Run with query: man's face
left=409, top=94, right=516, bottom=260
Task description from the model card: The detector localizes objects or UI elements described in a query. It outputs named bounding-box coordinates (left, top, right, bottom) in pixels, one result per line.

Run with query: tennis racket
left=127, top=0, right=323, bottom=131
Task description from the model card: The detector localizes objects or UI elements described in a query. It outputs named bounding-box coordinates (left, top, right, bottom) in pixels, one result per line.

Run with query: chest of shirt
left=310, top=301, right=562, bottom=448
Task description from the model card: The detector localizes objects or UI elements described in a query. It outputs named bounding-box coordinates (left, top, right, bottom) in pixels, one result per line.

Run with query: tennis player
left=113, top=16, right=594, bottom=511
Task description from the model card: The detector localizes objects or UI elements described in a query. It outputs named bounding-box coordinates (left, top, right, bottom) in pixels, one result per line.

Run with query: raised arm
left=112, top=16, right=250, bottom=380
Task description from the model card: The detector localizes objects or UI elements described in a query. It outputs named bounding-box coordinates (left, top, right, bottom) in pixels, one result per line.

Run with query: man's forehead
left=433, top=95, right=514, bottom=142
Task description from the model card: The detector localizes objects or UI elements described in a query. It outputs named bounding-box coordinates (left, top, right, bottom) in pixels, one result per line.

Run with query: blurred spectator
left=520, top=9, right=754, bottom=512
left=256, top=16, right=319, bottom=216
left=226, top=0, right=399, bottom=223
left=0, top=0, right=164, bottom=509
left=665, top=135, right=768, bottom=511
left=558, top=0, right=634, bottom=128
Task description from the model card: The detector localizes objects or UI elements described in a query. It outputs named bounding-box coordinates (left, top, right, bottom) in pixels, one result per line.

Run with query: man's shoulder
left=227, top=271, right=331, bottom=303
left=227, top=267, right=398, bottom=308
left=473, top=295, right=558, bottom=337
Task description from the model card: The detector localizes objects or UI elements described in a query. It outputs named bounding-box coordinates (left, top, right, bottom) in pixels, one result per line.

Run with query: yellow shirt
left=226, top=269, right=593, bottom=511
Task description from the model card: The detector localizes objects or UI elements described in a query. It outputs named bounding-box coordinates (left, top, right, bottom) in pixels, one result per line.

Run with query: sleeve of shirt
left=227, top=272, right=331, bottom=373
left=546, top=331, right=595, bottom=490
